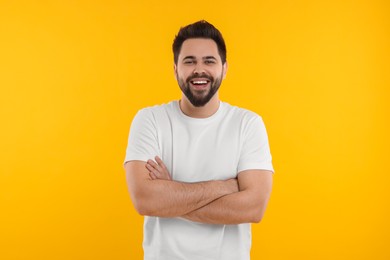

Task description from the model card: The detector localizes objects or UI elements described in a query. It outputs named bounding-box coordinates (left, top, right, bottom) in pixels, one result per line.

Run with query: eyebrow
left=183, top=56, right=196, bottom=60
left=203, top=56, right=217, bottom=60
left=182, top=56, right=217, bottom=60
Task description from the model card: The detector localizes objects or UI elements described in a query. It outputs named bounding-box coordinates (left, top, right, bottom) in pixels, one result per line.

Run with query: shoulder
left=222, top=102, right=263, bottom=123
left=135, top=101, right=177, bottom=119
left=221, top=102, right=268, bottom=136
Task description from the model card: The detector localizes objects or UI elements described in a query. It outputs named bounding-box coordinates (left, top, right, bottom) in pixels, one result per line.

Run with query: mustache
left=186, top=73, right=213, bottom=83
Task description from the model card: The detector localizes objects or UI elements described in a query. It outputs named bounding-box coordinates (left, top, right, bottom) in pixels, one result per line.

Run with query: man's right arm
left=125, top=161, right=239, bottom=218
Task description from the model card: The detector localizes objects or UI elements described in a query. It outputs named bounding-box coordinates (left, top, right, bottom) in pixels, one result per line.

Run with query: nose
left=193, top=63, right=205, bottom=74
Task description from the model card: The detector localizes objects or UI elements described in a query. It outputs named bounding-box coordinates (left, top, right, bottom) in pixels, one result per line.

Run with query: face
left=174, top=38, right=227, bottom=107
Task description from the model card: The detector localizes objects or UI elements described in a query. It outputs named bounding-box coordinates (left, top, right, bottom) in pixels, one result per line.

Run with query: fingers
left=155, top=156, right=167, bottom=169
left=145, top=156, right=172, bottom=180
left=155, top=156, right=172, bottom=180
left=147, top=159, right=162, bottom=172
left=145, top=162, right=160, bottom=178
left=149, top=170, right=157, bottom=180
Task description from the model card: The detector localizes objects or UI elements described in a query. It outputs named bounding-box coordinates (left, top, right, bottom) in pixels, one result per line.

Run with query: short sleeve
left=237, top=115, right=274, bottom=173
left=124, top=109, right=160, bottom=164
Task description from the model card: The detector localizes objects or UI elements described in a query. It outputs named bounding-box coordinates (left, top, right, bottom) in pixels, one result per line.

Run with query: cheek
left=178, top=71, right=192, bottom=80
left=212, top=68, right=225, bottom=79
left=175, top=67, right=185, bottom=76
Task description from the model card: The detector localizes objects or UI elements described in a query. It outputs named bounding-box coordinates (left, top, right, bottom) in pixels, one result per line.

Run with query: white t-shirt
left=125, top=101, right=273, bottom=260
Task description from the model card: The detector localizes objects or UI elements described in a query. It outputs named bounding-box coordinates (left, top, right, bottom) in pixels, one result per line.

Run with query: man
left=124, top=20, right=274, bottom=260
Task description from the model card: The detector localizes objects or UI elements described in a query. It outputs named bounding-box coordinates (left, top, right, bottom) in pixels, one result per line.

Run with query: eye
left=205, top=60, right=216, bottom=64
left=183, top=60, right=194, bottom=64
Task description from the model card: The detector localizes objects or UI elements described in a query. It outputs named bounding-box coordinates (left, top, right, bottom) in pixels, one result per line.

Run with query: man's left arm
left=182, top=169, right=273, bottom=225
left=146, top=158, right=273, bottom=224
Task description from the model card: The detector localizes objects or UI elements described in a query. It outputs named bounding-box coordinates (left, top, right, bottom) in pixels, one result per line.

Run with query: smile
left=191, top=80, right=208, bottom=85
left=189, top=77, right=211, bottom=87
left=189, top=79, right=210, bottom=90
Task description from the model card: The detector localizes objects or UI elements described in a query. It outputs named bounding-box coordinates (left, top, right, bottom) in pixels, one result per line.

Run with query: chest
left=157, top=118, right=242, bottom=182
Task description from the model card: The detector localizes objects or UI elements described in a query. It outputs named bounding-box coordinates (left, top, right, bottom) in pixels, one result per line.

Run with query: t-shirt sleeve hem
left=237, top=162, right=274, bottom=174
left=123, top=154, right=151, bottom=165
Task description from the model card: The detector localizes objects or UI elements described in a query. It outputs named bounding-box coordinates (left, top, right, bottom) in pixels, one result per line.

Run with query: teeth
left=192, top=80, right=207, bottom=84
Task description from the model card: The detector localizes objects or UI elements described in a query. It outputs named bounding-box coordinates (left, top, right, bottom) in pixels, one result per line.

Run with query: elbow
left=129, top=189, right=153, bottom=216
left=133, top=198, right=165, bottom=217
left=250, top=208, right=266, bottom=223
left=128, top=183, right=168, bottom=217
left=132, top=198, right=150, bottom=216
left=249, top=197, right=271, bottom=223
left=132, top=197, right=158, bottom=216
left=251, top=213, right=263, bottom=223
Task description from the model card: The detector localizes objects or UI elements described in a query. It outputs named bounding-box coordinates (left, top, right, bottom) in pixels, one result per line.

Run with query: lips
left=188, top=75, right=212, bottom=90
left=191, top=80, right=208, bottom=85
left=189, top=78, right=210, bottom=90
left=190, top=78, right=210, bottom=85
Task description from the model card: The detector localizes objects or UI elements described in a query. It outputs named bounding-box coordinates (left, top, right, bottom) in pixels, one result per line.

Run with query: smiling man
left=124, top=20, right=274, bottom=260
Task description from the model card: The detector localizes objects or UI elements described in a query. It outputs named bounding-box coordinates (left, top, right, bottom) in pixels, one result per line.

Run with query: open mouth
left=189, top=79, right=210, bottom=89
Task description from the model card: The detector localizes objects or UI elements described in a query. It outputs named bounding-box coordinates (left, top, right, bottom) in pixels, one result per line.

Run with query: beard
left=177, top=72, right=223, bottom=107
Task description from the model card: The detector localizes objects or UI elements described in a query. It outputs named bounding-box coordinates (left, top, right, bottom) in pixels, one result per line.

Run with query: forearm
left=182, top=170, right=273, bottom=225
left=131, top=160, right=272, bottom=222
left=131, top=177, right=237, bottom=218
left=182, top=189, right=266, bottom=225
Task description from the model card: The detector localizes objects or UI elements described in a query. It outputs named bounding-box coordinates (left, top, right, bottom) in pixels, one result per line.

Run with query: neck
left=179, top=93, right=220, bottom=118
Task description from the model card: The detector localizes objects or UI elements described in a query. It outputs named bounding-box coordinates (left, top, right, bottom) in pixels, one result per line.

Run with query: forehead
left=179, top=38, right=220, bottom=60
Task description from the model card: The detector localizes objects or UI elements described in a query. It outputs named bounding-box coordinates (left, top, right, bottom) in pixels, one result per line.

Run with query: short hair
left=172, top=20, right=227, bottom=65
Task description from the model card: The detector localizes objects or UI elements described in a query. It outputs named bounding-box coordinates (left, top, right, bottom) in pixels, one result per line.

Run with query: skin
left=125, top=160, right=239, bottom=218
left=125, top=38, right=273, bottom=224
left=174, top=38, right=227, bottom=118
left=145, top=156, right=273, bottom=224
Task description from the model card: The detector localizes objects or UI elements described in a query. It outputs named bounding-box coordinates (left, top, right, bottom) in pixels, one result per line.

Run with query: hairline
left=175, top=37, right=226, bottom=65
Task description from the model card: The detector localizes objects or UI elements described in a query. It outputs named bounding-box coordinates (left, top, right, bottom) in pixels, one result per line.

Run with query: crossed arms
left=125, top=157, right=273, bottom=225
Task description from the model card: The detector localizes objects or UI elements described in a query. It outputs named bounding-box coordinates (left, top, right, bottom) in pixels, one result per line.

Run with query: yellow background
left=1, top=0, right=389, bottom=259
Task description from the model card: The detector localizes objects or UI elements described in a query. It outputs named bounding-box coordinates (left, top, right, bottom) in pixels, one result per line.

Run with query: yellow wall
left=1, top=0, right=389, bottom=259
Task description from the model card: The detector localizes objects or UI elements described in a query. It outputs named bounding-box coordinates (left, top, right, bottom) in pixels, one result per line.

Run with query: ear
left=173, top=63, right=178, bottom=80
left=222, top=61, right=228, bottom=80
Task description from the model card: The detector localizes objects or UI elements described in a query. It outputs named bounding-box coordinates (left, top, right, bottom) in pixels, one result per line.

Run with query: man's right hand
left=145, top=156, right=172, bottom=180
